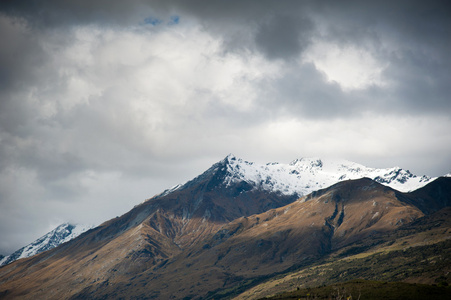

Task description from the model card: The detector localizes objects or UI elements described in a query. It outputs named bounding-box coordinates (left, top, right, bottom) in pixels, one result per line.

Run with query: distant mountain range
left=0, top=155, right=449, bottom=299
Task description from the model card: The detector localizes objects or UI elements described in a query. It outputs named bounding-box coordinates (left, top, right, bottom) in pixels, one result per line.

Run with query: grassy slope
left=233, top=208, right=451, bottom=300
left=259, top=280, right=451, bottom=300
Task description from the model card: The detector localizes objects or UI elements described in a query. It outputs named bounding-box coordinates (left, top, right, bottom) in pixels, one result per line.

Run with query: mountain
left=0, top=155, right=301, bottom=299
left=164, top=155, right=434, bottom=197
left=128, top=178, right=427, bottom=299
left=0, top=155, right=432, bottom=267
left=0, top=223, right=92, bottom=266
left=0, top=155, right=448, bottom=299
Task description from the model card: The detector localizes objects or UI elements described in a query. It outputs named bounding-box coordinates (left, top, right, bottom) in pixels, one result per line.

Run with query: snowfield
left=179, top=154, right=435, bottom=198
left=222, top=155, right=433, bottom=196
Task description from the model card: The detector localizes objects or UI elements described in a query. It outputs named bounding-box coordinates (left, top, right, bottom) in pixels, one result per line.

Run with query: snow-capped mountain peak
left=0, top=223, right=92, bottom=266
left=210, top=155, right=434, bottom=196
left=155, top=155, right=435, bottom=204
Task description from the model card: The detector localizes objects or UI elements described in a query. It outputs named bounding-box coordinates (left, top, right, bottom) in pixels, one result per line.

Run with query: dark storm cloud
left=0, top=1, right=317, bottom=58
left=255, top=15, right=313, bottom=60
left=260, top=63, right=346, bottom=117
left=307, top=1, right=451, bottom=116
left=156, top=0, right=318, bottom=59
left=0, top=16, right=47, bottom=92
left=148, top=0, right=451, bottom=117
left=0, top=0, right=150, bottom=27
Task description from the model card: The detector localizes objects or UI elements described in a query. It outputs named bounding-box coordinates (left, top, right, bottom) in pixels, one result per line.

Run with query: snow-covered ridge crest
left=0, top=223, right=93, bottom=266
left=220, top=154, right=434, bottom=196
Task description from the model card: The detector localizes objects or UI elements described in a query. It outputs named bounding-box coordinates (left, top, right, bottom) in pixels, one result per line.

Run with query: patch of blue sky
left=168, top=15, right=180, bottom=25
left=144, top=17, right=162, bottom=26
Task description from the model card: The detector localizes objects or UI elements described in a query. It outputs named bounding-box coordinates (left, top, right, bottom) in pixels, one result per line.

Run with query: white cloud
left=303, top=41, right=388, bottom=91
left=240, top=114, right=451, bottom=175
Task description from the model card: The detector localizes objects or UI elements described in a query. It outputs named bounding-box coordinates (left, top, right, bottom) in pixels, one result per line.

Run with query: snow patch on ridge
left=0, top=223, right=93, bottom=266
left=220, top=155, right=434, bottom=196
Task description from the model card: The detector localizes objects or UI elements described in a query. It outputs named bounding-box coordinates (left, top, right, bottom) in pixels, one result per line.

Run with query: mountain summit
left=161, top=155, right=433, bottom=198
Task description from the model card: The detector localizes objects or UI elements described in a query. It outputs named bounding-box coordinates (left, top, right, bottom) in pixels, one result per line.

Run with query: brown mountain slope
left=399, top=176, right=451, bottom=214
left=116, top=178, right=423, bottom=299
left=234, top=207, right=451, bottom=300
left=0, top=178, right=449, bottom=299
left=0, top=158, right=297, bottom=299
left=45, top=178, right=426, bottom=299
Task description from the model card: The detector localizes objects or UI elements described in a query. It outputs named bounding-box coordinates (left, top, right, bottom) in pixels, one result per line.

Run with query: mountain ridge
left=158, top=155, right=435, bottom=199
left=0, top=223, right=92, bottom=267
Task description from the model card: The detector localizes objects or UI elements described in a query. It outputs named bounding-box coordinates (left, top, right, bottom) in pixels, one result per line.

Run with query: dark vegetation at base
left=313, top=239, right=451, bottom=286
left=204, top=258, right=320, bottom=300
left=259, top=280, right=451, bottom=300
left=210, top=238, right=450, bottom=299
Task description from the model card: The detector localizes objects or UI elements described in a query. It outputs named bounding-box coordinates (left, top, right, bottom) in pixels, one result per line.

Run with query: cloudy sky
left=0, top=0, right=450, bottom=255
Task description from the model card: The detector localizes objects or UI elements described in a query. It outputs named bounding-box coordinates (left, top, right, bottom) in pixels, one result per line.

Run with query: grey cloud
left=0, top=0, right=152, bottom=28
left=255, top=62, right=372, bottom=120
left=2, top=1, right=450, bottom=65
left=259, top=60, right=450, bottom=120
left=310, top=1, right=451, bottom=115
left=165, top=0, right=451, bottom=117
left=162, top=1, right=318, bottom=60
left=264, top=63, right=345, bottom=117
left=384, top=52, right=451, bottom=115
left=1, top=1, right=314, bottom=60
left=0, top=16, right=47, bottom=93
left=255, top=15, right=314, bottom=60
